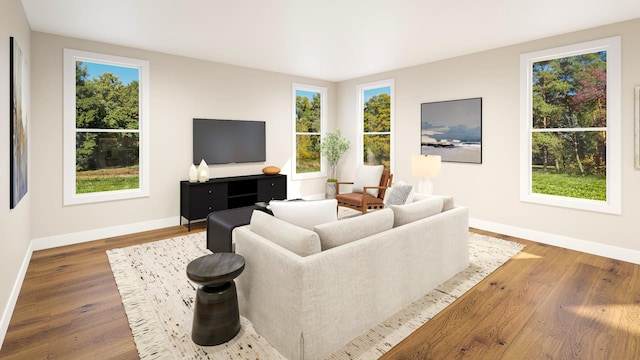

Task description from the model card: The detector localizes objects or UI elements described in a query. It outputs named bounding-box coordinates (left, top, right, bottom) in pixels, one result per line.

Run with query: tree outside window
left=292, top=84, right=326, bottom=179
left=75, top=61, right=140, bottom=194
left=360, top=81, right=393, bottom=170
left=520, top=37, right=621, bottom=214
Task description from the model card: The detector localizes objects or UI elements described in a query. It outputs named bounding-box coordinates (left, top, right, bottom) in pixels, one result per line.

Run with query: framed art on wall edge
left=10, top=36, right=28, bottom=209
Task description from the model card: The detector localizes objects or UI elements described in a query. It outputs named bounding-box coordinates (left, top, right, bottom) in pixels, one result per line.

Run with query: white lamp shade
left=411, top=155, right=441, bottom=177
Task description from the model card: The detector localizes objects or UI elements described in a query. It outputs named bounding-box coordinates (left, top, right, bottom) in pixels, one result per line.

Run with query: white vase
left=189, top=164, right=198, bottom=183
left=197, top=159, right=209, bottom=182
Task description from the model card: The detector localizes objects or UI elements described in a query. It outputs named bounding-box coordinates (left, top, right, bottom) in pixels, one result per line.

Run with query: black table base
left=191, top=282, right=241, bottom=346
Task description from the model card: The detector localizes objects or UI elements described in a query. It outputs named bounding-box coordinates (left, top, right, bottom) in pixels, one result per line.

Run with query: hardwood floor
left=1, top=226, right=638, bottom=359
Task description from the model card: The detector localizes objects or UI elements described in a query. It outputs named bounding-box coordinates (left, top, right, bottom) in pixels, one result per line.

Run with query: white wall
left=29, top=32, right=335, bottom=242
left=0, top=0, right=31, bottom=345
left=337, top=18, right=640, bottom=260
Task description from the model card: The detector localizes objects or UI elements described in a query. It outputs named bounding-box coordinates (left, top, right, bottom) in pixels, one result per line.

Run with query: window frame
left=519, top=36, right=621, bottom=214
left=63, top=49, right=150, bottom=205
left=291, top=83, right=327, bottom=180
left=357, top=79, right=395, bottom=172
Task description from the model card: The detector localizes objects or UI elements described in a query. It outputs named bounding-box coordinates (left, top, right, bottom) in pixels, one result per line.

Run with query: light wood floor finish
left=1, top=226, right=639, bottom=359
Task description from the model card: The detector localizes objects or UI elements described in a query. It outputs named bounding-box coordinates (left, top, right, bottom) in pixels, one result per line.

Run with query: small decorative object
left=412, top=154, right=441, bottom=194
left=197, top=159, right=209, bottom=182
left=262, top=166, right=281, bottom=175
left=189, top=164, right=198, bottom=183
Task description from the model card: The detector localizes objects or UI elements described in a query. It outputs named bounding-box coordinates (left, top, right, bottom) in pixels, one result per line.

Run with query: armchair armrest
left=363, top=185, right=390, bottom=195
left=363, top=185, right=388, bottom=191
left=335, top=181, right=354, bottom=195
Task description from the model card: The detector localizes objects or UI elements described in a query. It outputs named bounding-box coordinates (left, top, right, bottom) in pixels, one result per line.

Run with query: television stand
left=180, top=174, right=286, bottom=230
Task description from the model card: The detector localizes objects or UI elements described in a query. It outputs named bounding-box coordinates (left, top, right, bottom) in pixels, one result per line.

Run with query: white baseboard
left=31, top=216, right=180, bottom=251
left=0, top=241, right=33, bottom=351
left=470, top=217, right=640, bottom=265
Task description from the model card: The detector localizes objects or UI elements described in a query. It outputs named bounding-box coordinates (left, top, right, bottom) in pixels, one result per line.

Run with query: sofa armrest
left=233, top=226, right=307, bottom=360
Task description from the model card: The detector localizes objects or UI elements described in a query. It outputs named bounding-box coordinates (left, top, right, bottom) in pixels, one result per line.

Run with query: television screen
left=193, top=119, right=266, bottom=164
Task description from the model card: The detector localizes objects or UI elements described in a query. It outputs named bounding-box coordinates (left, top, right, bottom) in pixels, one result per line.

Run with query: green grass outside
left=296, top=159, right=320, bottom=174
left=76, top=176, right=139, bottom=194
left=76, top=166, right=139, bottom=194
left=532, top=168, right=606, bottom=201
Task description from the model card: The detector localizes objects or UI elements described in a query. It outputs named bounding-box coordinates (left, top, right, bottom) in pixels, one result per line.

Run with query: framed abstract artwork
left=10, top=37, right=28, bottom=209
left=420, top=97, right=482, bottom=164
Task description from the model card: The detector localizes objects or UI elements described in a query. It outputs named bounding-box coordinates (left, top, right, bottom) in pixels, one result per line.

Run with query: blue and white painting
left=420, top=97, right=482, bottom=164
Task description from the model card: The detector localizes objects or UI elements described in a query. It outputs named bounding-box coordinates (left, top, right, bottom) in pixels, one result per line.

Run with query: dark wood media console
left=180, top=174, right=287, bottom=230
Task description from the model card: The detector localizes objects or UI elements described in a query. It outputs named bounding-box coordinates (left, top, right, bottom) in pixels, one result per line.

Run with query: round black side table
left=186, top=253, right=245, bottom=346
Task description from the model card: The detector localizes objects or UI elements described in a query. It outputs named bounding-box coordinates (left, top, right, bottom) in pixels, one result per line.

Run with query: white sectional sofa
left=233, top=196, right=469, bottom=360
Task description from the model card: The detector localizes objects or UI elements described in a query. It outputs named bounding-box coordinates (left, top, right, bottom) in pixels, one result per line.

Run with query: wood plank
left=502, top=254, right=640, bottom=359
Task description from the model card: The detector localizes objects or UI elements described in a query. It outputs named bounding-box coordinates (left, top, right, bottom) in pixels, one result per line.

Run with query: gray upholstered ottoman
left=206, top=206, right=256, bottom=253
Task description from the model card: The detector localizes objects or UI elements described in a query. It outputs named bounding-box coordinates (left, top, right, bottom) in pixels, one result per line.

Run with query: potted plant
left=319, top=129, right=350, bottom=198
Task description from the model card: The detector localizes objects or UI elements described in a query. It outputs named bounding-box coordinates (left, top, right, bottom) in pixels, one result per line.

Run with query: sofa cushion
left=390, top=196, right=444, bottom=227
left=249, top=210, right=321, bottom=257
left=412, top=193, right=455, bottom=211
left=383, top=181, right=415, bottom=206
left=269, top=199, right=338, bottom=230
left=352, top=164, right=384, bottom=197
left=314, top=208, right=394, bottom=250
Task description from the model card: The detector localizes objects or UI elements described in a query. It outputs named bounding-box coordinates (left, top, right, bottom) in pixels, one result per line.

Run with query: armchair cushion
left=352, top=164, right=384, bottom=197
left=249, top=210, right=321, bottom=257
left=335, top=192, right=384, bottom=207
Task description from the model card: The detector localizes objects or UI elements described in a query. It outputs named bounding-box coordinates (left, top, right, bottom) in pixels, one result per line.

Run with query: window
left=358, top=79, right=394, bottom=170
left=292, top=83, right=326, bottom=180
left=63, top=49, right=150, bottom=205
left=520, top=37, right=621, bottom=214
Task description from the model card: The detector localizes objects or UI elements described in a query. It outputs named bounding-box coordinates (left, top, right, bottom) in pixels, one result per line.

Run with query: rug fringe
left=107, top=248, right=177, bottom=359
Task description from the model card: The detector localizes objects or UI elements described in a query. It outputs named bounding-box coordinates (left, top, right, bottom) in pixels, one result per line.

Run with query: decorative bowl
left=262, top=166, right=281, bottom=175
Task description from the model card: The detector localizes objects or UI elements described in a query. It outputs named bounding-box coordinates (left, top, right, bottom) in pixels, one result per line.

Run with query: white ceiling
left=20, top=0, right=640, bottom=82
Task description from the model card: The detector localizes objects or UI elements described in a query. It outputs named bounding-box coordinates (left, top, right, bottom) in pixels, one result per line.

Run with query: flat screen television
left=193, top=118, right=266, bottom=164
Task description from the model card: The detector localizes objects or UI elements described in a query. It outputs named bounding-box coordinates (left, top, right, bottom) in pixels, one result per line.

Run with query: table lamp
left=411, top=154, right=441, bottom=194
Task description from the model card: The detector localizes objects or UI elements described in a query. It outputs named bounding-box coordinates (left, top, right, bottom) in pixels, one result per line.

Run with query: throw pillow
left=269, top=199, right=338, bottom=230
left=314, top=208, right=394, bottom=250
left=249, top=210, right=321, bottom=257
left=384, top=181, right=415, bottom=206
left=352, top=164, right=384, bottom=197
left=390, top=197, right=444, bottom=227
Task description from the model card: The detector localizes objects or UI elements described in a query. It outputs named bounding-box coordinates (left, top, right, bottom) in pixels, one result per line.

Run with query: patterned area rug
left=107, top=230, right=524, bottom=359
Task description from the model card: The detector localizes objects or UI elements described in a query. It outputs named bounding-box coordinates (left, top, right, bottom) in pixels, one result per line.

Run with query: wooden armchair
left=335, top=168, right=393, bottom=214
